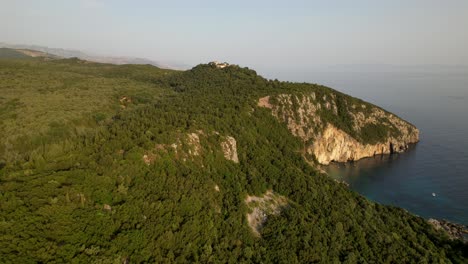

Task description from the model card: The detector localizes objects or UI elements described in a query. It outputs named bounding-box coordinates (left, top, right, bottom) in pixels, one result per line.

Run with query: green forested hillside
left=0, top=58, right=466, bottom=263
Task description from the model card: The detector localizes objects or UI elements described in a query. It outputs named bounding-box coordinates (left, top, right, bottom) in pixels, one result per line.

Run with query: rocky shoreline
left=428, top=218, right=468, bottom=243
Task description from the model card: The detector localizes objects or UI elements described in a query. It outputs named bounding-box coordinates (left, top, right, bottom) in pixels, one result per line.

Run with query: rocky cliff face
left=313, top=123, right=418, bottom=165
left=258, top=92, right=419, bottom=165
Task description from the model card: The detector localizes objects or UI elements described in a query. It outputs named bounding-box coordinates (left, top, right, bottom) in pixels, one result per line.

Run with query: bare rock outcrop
left=142, top=131, right=242, bottom=165
left=220, top=136, right=239, bottom=163
left=259, top=94, right=323, bottom=140
left=186, top=132, right=201, bottom=156
left=245, top=190, right=287, bottom=236
left=142, top=132, right=202, bottom=165
left=142, top=154, right=155, bottom=165
left=257, top=96, right=272, bottom=108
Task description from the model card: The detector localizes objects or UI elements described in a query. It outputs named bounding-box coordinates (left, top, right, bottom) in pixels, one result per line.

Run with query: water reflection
left=324, top=144, right=417, bottom=185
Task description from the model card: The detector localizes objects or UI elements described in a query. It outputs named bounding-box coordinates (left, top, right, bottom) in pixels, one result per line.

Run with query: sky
left=1, top=0, right=468, bottom=77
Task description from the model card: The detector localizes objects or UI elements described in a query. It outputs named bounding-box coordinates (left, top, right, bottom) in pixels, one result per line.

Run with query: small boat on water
left=432, top=192, right=436, bottom=197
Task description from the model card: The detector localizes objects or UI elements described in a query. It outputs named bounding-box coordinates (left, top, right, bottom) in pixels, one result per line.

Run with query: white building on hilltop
left=209, top=61, right=230, bottom=68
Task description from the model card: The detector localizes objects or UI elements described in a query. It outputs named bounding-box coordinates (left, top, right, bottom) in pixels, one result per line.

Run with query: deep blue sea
left=278, top=66, right=468, bottom=225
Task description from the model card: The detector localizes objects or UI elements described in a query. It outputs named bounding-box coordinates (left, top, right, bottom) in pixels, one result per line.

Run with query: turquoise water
left=296, top=67, right=468, bottom=225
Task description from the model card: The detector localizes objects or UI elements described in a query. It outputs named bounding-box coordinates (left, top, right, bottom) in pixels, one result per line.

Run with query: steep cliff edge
left=313, top=123, right=418, bottom=164
left=258, top=91, right=419, bottom=165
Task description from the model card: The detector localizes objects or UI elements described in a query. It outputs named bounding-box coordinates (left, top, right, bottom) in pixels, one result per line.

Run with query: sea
left=276, top=65, right=468, bottom=225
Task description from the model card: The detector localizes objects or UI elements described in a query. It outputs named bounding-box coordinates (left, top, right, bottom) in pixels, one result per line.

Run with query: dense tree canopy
left=0, top=57, right=466, bottom=263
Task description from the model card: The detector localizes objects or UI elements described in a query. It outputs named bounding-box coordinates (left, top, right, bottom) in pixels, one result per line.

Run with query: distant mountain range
left=0, top=42, right=189, bottom=70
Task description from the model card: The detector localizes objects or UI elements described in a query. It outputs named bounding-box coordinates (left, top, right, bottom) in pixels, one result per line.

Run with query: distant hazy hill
left=0, top=47, right=30, bottom=59
left=0, top=47, right=61, bottom=59
left=0, top=42, right=188, bottom=69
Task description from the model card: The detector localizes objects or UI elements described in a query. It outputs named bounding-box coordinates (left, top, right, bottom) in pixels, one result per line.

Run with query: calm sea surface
left=287, top=66, right=468, bottom=225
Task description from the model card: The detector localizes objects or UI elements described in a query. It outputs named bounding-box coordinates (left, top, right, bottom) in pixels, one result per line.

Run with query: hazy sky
left=1, top=0, right=468, bottom=73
